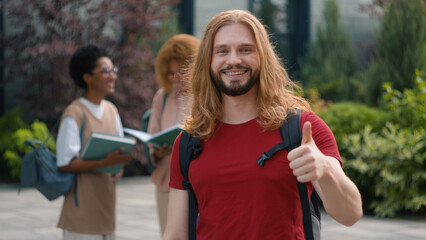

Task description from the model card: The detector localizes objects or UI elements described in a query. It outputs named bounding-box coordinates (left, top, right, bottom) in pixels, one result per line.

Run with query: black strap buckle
left=257, top=152, right=270, bottom=166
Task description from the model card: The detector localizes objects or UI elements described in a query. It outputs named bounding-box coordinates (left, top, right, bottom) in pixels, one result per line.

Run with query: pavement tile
left=0, top=176, right=425, bottom=240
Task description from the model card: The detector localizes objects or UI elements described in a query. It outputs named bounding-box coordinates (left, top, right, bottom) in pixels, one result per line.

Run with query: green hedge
left=0, top=107, right=55, bottom=181
left=318, top=102, right=389, bottom=154
left=343, top=124, right=425, bottom=217
left=322, top=71, right=426, bottom=217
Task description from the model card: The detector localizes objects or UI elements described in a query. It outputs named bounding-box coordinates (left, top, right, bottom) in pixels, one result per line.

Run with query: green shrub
left=318, top=102, right=390, bottom=147
left=382, top=70, right=426, bottom=130
left=0, top=107, right=26, bottom=150
left=343, top=124, right=425, bottom=217
left=341, top=71, right=426, bottom=217
left=0, top=107, right=27, bottom=181
left=0, top=108, right=55, bottom=181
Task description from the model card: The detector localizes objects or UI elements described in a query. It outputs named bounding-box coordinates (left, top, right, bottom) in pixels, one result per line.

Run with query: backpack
left=141, top=93, right=168, bottom=174
left=20, top=112, right=86, bottom=206
left=179, top=109, right=321, bottom=240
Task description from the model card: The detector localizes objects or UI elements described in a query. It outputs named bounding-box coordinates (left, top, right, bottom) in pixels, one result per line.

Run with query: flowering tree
left=2, top=0, right=179, bottom=128
left=1, top=0, right=180, bottom=168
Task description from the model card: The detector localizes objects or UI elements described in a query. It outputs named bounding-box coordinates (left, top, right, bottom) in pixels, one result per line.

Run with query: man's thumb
left=301, top=121, right=313, bottom=145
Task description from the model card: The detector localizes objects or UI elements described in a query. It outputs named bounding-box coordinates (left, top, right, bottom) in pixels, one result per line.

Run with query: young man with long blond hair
left=164, top=10, right=362, bottom=240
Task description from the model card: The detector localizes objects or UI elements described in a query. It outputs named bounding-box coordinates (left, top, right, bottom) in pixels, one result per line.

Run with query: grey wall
left=194, top=0, right=248, bottom=38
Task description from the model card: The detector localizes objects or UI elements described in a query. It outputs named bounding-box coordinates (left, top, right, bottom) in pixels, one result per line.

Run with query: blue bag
left=20, top=139, right=76, bottom=201
left=20, top=111, right=85, bottom=205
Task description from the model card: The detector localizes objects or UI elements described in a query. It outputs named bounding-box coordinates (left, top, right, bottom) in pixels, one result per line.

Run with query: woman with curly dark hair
left=56, top=44, right=132, bottom=240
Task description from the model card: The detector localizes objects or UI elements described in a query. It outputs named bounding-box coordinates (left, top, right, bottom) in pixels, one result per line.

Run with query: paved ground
left=0, top=176, right=425, bottom=240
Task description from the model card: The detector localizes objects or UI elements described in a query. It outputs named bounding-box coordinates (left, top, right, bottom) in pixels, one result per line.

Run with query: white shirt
left=56, top=98, right=124, bottom=167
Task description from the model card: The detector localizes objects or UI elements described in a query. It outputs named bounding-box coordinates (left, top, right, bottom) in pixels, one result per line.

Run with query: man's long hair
left=185, top=10, right=311, bottom=140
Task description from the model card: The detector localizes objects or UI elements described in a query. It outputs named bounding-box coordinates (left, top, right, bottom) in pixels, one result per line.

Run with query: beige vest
left=57, top=99, right=118, bottom=234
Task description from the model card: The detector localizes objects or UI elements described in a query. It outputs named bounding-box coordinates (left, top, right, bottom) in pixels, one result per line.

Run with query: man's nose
left=226, top=50, right=242, bottom=65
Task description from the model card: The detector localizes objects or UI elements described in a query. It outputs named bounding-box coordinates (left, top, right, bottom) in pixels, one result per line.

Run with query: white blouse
left=56, top=98, right=123, bottom=167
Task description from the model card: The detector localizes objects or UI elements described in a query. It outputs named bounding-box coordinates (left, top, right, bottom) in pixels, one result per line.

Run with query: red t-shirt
left=169, top=112, right=341, bottom=240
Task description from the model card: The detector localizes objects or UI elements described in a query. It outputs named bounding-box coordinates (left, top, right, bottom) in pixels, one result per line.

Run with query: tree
left=2, top=0, right=180, bottom=129
left=0, top=0, right=181, bottom=169
left=255, top=0, right=279, bottom=32
left=300, top=0, right=359, bottom=101
left=364, top=0, right=426, bottom=105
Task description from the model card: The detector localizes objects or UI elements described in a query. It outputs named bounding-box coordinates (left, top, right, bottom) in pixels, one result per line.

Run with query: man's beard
left=211, top=65, right=259, bottom=96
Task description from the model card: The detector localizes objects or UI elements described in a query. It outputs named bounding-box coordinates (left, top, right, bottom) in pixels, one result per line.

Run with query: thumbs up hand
left=287, top=121, right=327, bottom=183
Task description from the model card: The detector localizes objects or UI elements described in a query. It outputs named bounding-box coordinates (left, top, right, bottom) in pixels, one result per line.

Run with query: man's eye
left=217, top=49, right=227, bottom=54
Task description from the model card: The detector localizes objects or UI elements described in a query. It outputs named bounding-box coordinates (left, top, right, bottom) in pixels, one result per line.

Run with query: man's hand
left=287, top=121, right=327, bottom=183
left=287, top=122, right=363, bottom=226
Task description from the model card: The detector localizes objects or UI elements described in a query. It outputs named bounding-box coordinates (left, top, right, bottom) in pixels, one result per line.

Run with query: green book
left=81, top=132, right=136, bottom=174
left=123, top=125, right=183, bottom=148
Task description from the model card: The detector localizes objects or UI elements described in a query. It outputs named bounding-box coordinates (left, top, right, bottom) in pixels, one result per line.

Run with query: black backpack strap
left=280, top=109, right=315, bottom=240
left=179, top=130, right=202, bottom=240
left=310, top=188, right=321, bottom=240
left=257, top=141, right=290, bottom=166
left=279, top=109, right=302, bottom=151
left=297, top=183, right=314, bottom=240
left=257, top=109, right=317, bottom=240
left=256, top=109, right=301, bottom=167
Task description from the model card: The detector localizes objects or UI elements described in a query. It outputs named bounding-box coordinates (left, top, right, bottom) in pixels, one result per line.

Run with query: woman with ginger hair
left=147, top=34, right=200, bottom=235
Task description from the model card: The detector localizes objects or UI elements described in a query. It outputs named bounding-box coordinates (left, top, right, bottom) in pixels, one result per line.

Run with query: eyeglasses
left=94, top=66, right=119, bottom=75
